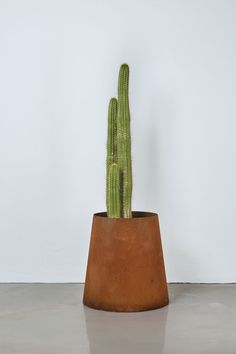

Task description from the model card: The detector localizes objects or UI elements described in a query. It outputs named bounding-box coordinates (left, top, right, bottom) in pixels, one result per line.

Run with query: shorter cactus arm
left=106, top=98, right=118, bottom=215
left=107, top=163, right=120, bottom=218
left=107, top=98, right=118, bottom=166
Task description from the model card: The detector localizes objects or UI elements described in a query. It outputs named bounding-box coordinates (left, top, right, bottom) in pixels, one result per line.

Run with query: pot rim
left=94, top=211, right=158, bottom=219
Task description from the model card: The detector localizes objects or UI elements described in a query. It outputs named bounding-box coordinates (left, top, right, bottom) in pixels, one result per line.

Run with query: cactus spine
left=106, top=64, right=132, bottom=218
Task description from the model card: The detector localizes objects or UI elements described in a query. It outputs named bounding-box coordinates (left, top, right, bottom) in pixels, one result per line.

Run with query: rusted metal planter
left=83, top=212, right=169, bottom=312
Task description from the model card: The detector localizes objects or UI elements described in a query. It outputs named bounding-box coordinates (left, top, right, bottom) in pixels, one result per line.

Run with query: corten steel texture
left=83, top=212, right=169, bottom=312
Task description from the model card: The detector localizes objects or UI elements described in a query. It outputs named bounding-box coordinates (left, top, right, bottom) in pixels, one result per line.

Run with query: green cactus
left=117, top=64, right=132, bottom=218
left=106, top=64, right=132, bottom=218
left=106, top=98, right=119, bottom=217
left=106, top=163, right=120, bottom=218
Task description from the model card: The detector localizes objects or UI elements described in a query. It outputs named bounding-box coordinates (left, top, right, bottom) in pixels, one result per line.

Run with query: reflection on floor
left=0, top=283, right=235, bottom=354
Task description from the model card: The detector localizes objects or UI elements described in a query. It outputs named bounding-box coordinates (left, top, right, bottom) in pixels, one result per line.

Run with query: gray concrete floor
left=0, top=284, right=235, bottom=354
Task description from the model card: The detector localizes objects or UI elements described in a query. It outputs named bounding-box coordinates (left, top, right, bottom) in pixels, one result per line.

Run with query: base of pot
left=83, top=212, right=169, bottom=312
left=83, top=299, right=169, bottom=312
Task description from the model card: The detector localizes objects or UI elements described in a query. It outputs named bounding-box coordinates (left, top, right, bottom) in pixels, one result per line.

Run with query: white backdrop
left=0, top=0, right=236, bottom=283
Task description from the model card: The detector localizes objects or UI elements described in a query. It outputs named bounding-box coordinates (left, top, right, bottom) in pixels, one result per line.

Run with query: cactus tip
left=121, top=63, right=129, bottom=70
left=110, top=97, right=117, bottom=104
left=120, top=63, right=129, bottom=75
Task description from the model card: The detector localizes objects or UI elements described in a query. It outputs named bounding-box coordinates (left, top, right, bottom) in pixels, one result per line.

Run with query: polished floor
left=0, top=283, right=235, bottom=353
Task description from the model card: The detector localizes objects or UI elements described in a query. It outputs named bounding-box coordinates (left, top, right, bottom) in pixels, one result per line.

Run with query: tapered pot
left=83, top=211, right=169, bottom=312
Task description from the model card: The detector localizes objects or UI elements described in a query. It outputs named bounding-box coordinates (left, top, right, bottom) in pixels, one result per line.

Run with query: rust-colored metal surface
left=83, top=212, right=169, bottom=312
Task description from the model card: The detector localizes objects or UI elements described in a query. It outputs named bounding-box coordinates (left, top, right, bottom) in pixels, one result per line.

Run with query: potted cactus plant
left=83, top=64, right=169, bottom=312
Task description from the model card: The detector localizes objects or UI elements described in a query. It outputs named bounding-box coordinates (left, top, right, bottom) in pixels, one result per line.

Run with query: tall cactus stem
left=117, top=64, right=132, bottom=218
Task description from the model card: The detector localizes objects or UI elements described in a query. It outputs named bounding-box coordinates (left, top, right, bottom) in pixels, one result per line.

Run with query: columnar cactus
left=106, top=64, right=132, bottom=218
left=106, top=163, right=120, bottom=218
left=106, top=98, right=118, bottom=216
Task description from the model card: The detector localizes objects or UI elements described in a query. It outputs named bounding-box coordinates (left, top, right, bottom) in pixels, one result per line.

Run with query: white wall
left=0, top=0, right=236, bottom=283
